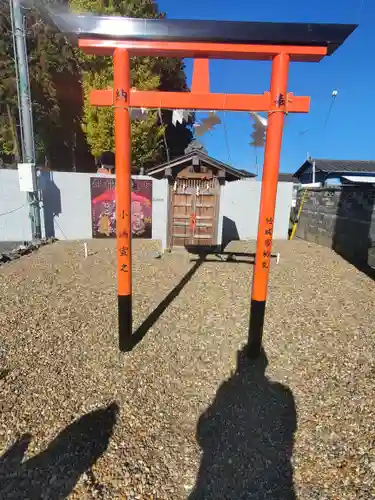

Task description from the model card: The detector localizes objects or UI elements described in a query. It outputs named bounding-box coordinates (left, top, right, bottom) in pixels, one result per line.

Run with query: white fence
left=0, top=169, right=293, bottom=249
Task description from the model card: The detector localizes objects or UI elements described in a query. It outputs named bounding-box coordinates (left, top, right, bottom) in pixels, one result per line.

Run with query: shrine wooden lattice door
left=169, top=176, right=220, bottom=248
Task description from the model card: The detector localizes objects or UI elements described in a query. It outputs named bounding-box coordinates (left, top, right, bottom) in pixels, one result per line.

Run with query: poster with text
left=90, top=177, right=153, bottom=239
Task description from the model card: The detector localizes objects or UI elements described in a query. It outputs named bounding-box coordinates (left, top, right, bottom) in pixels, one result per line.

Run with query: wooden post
left=247, top=52, right=290, bottom=358
left=191, top=58, right=210, bottom=93
left=113, top=48, right=133, bottom=351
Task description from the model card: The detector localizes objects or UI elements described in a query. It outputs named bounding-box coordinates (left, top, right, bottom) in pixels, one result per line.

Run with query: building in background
left=278, top=173, right=300, bottom=208
left=294, top=158, right=375, bottom=186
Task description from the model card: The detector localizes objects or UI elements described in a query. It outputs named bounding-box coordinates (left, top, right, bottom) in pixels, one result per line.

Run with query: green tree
left=0, top=4, right=22, bottom=159
left=0, top=0, right=192, bottom=171
left=71, top=0, right=193, bottom=170
left=25, top=6, right=93, bottom=170
left=0, top=1, right=93, bottom=170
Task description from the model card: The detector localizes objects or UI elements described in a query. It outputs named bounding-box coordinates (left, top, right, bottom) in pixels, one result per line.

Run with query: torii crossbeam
left=53, top=13, right=356, bottom=355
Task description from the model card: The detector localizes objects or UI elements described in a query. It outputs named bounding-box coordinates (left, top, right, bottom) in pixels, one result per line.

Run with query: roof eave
left=294, top=159, right=313, bottom=177
left=328, top=170, right=375, bottom=175
left=146, top=150, right=248, bottom=179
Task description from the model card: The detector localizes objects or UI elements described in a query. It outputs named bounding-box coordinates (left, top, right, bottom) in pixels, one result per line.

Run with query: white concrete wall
left=38, top=172, right=169, bottom=248
left=0, top=169, right=169, bottom=249
left=39, top=171, right=93, bottom=241
left=0, top=169, right=32, bottom=242
left=0, top=170, right=292, bottom=248
left=218, top=180, right=293, bottom=245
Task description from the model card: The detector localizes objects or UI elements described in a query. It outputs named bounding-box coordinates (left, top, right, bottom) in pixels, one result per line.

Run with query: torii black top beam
left=44, top=12, right=356, bottom=56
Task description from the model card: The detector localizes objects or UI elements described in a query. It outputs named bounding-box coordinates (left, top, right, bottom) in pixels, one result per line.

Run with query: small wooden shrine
left=147, top=141, right=255, bottom=248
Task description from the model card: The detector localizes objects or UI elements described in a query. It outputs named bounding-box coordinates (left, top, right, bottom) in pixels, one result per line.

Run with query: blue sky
left=158, top=0, right=374, bottom=176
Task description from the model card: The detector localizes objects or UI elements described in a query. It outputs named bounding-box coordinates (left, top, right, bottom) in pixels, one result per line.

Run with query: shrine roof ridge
left=45, top=13, right=357, bottom=55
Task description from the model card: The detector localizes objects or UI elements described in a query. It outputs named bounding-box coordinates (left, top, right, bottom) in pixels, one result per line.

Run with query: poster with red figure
left=90, top=177, right=152, bottom=239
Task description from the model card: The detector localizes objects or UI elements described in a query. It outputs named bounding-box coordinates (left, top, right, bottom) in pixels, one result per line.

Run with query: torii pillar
left=75, top=17, right=356, bottom=355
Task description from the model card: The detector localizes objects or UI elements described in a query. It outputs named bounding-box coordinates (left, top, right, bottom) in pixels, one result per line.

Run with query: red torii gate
left=72, top=16, right=355, bottom=356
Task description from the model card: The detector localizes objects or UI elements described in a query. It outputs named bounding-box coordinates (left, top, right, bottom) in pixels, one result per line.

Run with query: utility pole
left=10, top=0, right=42, bottom=240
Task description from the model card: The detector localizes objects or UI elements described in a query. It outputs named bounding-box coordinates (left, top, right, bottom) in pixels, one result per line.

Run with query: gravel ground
left=0, top=239, right=374, bottom=499
left=0, top=242, right=23, bottom=254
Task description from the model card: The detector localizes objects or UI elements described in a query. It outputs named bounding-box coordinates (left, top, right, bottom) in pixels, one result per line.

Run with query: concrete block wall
left=296, top=186, right=375, bottom=268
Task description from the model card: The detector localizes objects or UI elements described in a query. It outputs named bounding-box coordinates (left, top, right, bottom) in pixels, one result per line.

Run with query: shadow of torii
left=125, top=248, right=278, bottom=351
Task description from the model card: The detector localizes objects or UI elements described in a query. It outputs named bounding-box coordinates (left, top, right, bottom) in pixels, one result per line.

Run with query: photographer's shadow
left=0, top=402, right=118, bottom=500
left=189, top=349, right=297, bottom=500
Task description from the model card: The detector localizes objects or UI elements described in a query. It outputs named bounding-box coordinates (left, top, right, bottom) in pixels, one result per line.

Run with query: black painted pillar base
left=246, top=299, right=266, bottom=359
left=118, top=295, right=133, bottom=352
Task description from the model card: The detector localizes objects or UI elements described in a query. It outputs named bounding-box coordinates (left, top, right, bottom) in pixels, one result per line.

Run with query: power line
left=254, top=148, right=259, bottom=177
left=0, top=205, right=26, bottom=217
left=307, top=0, right=363, bottom=149
left=297, top=91, right=338, bottom=154
left=357, top=0, right=365, bottom=23
left=222, top=111, right=233, bottom=165
left=157, top=109, right=170, bottom=164
left=323, top=91, right=338, bottom=132
left=54, top=218, right=68, bottom=240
